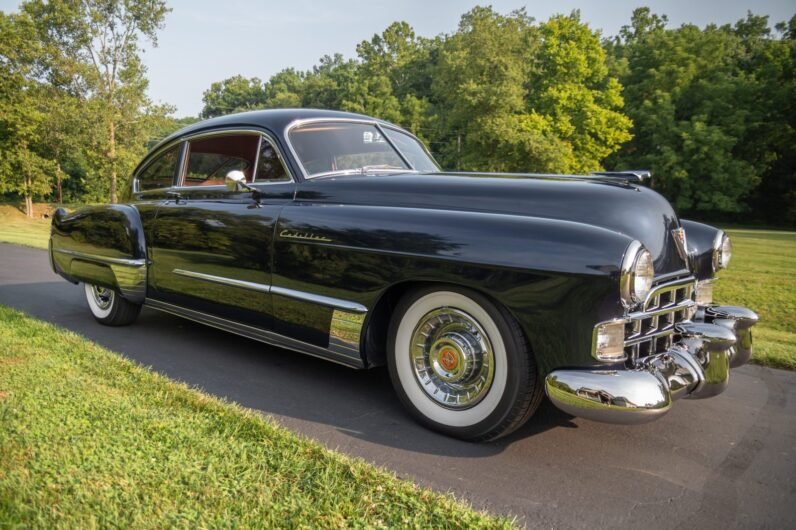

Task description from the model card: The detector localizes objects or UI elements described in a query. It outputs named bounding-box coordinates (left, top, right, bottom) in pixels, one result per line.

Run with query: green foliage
left=201, top=75, right=268, bottom=118
left=607, top=8, right=796, bottom=222
left=0, top=11, right=58, bottom=216
left=2, top=4, right=794, bottom=222
left=0, top=0, right=174, bottom=206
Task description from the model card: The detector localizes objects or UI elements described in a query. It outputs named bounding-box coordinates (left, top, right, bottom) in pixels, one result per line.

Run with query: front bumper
left=545, top=305, right=759, bottom=424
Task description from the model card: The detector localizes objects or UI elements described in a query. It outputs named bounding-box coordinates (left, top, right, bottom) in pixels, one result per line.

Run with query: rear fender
left=50, top=205, right=148, bottom=304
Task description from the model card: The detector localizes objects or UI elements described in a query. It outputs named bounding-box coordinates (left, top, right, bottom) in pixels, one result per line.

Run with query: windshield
left=288, top=121, right=439, bottom=178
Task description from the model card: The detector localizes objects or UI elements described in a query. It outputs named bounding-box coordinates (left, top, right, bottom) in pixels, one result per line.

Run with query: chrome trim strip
left=643, top=277, right=696, bottom=310
left=172, top=269, right=270, bottom=294
left=144, top=298, right=364, bottom=368
left=630, top=298, right=694, bottom=320
left=625, top=328, right=676, bottom=347
left=270, top=285, right=368, bottom=313
left=135, top=128, right=296, bottom=194
left=171, top=268, right=367, bottom=313
left=53, top=248, right=146, bottom=267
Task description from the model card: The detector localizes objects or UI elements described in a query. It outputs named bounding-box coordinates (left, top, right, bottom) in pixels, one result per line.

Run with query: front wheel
left=84, top=283, right=141, bottom=326
left=387, top=286, right=543, bottom=442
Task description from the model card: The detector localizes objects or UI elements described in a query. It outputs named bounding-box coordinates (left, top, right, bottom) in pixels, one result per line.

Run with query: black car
left=49, top=109, right=758, bottom=441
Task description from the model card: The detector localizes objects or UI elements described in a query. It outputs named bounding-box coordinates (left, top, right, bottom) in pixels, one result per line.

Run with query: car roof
left=155, top=108, right=384, bottom=151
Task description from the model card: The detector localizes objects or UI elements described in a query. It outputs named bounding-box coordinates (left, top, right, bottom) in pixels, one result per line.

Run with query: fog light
left=695, top=280, right=714, bottom=306
left=593, top=320, right=627, bottom=362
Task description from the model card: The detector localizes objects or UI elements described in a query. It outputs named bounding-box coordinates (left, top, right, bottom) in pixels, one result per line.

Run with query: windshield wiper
left=309, top=165, right=417, bottom=179
left=360, top=164, right=406, bottom=173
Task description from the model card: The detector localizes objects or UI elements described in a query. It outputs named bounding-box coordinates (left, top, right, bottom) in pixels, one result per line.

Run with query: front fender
left=50, top=204, right=148, bottom=303
left=274, top=204, right=633, bottom=372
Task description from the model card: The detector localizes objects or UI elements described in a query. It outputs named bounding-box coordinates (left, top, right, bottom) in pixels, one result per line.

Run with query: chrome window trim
left=380, top=124, right=442, bottom=172
left=283, top=117, right=438, bottom=180
left=133, top=140, right=185, bottom=194
left=172, top=268, right=367, bottom=313
left=133, top=128, right=294, bottom=195
left=178, top=128, right=294, bottom=187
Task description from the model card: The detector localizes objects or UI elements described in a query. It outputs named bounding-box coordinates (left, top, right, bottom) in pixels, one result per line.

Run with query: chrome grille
left=624, top=278, right=696, bottom=362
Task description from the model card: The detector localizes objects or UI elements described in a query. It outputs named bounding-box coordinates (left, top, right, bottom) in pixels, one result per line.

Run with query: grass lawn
left=0, top=204, right=52, bottom=250
left=0, top=305, right=511, bottom=528
left=0, top=203, right=794, bottom=369
left=715, top=229, right=796, bottom=370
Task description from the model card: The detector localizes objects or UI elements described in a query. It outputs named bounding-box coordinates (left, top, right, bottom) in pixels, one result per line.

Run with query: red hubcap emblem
left=440, top=348, right=458, bottom=371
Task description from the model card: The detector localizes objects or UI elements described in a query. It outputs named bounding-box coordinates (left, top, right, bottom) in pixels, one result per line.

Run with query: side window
left=136, top=145, right=180, bottom=191
left=383, top=128, right=440, bottom=172
left=255, top=137, right=290, bottom=182
left=183, top=134, right=259, bottom=187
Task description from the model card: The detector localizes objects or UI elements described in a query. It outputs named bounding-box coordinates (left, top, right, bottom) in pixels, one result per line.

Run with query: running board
left=144, top=298, right=364, bottom=369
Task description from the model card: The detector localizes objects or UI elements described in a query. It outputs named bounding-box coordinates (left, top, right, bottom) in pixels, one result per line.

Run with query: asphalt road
left=1, top=242, right=794, bottom=528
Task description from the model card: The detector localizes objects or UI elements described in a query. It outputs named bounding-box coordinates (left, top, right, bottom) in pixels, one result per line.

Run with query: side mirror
left=225, top=170, right=248, bottom=192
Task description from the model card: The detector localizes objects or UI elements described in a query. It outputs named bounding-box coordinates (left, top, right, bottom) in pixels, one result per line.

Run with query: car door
left=147, top=129, right=295, bottom=330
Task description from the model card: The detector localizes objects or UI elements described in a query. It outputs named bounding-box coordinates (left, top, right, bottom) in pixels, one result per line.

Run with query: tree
left=21, top=0, right=171, bottom=203
left=431, top=8, right=630, bottom=172
left=201, top=75, right=268, bottom=118
left=0, top=10, right=58, bottom=216
left=607, top=8, right=794, bottom=220
left=263, top=68, right=305, bottom=108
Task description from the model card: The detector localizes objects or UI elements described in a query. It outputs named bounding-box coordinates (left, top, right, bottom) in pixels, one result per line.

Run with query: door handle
left=166, top=191, right=183, bottom=204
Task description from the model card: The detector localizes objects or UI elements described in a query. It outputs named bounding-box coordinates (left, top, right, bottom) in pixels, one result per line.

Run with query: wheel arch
left=361, top=279, right=537, bottom=369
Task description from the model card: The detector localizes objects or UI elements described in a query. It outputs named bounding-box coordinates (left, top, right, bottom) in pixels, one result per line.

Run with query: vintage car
left=49, top=109, right=758, bottom=441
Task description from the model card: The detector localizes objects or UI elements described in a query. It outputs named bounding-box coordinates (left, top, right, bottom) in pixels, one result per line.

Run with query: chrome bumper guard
left=545, top=305, right=759, bottom=425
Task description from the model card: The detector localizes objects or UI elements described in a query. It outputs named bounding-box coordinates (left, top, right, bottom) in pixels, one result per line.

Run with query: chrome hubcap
left=90, top=285, right=114, bottom=310
left=410, top=308, right=495, bottom=409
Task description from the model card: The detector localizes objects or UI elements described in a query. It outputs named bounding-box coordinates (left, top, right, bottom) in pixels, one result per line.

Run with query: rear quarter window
left=136, top=145, right=181, bottom=191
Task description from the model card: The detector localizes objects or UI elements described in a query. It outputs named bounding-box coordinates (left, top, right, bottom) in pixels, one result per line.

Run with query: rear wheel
left=387, top=286, right=543, bottom=441
left=84, top=283, right=141, bottom=326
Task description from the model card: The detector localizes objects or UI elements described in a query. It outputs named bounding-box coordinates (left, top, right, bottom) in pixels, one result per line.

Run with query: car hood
left=295, top=172, right=690, bottom=276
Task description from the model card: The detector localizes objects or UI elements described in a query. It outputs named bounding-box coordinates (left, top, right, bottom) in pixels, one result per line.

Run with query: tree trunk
left=24, top=175, right=33, bottom=218
left=109, top=119, right=117, bottom=204
left=57, top=170, right=63, bottom=204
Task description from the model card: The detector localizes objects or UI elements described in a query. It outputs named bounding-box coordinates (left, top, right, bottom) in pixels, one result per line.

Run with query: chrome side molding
left=173, top=268, right=367, bottom=313
left=53, top=248, right=146, bottom=268
left=53, top=248, right=147, bottom=304
left=172, top=269, right=270, bottom=293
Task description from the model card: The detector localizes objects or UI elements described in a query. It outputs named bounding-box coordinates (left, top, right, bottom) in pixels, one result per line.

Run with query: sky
left=2, top=0, right=794, bottom=117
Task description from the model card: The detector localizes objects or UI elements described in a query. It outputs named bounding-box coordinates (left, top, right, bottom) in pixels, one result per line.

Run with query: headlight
left=712, top=231, right=732, bottom=271
left=620, top=241, right=655, bottom=306
left=718, top=233, right=732, bottom=269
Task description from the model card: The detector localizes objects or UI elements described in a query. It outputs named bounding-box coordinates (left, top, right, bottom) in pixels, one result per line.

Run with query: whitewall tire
left=388, top=285, right=542, bottom=441
left=84, top=283, right=142, bottom=326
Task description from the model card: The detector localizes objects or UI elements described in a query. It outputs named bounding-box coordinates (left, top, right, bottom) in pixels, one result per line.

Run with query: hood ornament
left=671, top=228, right=689, bottom=263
